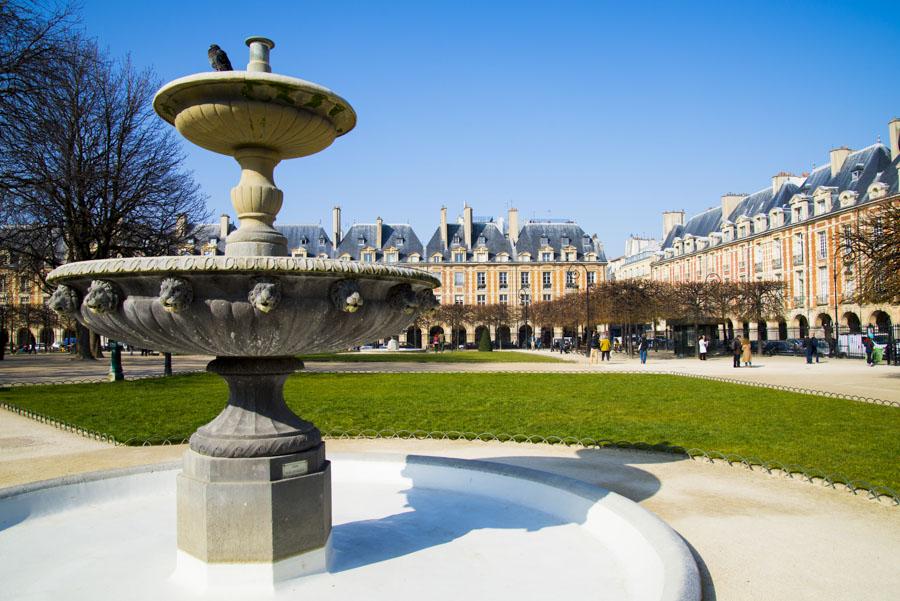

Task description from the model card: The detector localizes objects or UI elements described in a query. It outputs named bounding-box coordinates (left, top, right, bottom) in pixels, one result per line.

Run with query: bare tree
left=434, top=303, right=470, bottom=349
left=0, top=35, right=208, bottom=359
left=845, top=201, right=900, bottom=305
left=734, top=281, right=785, bottom=325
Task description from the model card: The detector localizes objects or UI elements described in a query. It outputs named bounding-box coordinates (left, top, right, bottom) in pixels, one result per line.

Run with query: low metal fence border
left=1, top=402, right=896, bottom=506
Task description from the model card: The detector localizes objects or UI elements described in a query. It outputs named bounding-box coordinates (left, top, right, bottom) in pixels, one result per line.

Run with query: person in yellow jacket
left=599, top=336, right=611, bottom=361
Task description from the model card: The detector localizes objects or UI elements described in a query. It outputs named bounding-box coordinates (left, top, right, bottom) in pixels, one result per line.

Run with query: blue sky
left=81, top=0, right=900, bottom=257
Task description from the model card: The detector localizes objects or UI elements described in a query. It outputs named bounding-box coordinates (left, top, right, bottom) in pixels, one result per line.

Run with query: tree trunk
left=74, top=322, right=95, bottom=360
left=90, top=331, right=104, bottom=358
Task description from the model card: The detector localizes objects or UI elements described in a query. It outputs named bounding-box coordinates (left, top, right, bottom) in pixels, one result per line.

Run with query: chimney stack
left=440, top=206, right=448, bottom=249
left=508, top=207, right=519, bottom=245
left=662, top=210, right=685, bottom=239
left=771, top=172, right=795, bottom=195
left=332, top=206, right=341, bottom=247
left=889, top=118, right=900, bottom=161
left=829, top=147, right=851, bottom=179
left=375, top=216, right=383, bottom=249
left=219, top=214, right=230, bottom=240
left=463, top=203, right=473, bottom=249
left=720, top=194, right=746, bottom=221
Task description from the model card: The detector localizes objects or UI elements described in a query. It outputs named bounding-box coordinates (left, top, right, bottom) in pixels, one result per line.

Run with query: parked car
left=763, top=338, right=829, bottom=357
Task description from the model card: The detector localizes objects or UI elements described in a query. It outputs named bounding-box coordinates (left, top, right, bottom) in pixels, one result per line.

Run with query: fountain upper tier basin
left=47, top=256, right=439, bottom=356
left=153, top=71, right=356, bottom=158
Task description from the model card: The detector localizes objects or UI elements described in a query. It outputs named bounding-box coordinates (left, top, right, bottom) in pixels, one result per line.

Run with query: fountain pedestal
left=175, top=449, right=332, bottom=585
left=174, top=357, right=332, bottom=583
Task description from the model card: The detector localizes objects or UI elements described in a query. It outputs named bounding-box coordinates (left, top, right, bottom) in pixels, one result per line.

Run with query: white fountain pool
left=0, top=453, right=699, bottom=601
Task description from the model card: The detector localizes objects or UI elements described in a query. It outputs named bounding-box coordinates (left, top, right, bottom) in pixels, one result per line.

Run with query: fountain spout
left=245, top=36, right=275, bottom=72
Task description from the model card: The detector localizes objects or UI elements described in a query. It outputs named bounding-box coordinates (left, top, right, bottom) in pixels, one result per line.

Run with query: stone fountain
left=46, top=37, right=440, bottom=585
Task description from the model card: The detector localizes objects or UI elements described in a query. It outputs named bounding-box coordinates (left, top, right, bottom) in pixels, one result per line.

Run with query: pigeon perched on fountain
left=208, top=44, right=233, bottom=71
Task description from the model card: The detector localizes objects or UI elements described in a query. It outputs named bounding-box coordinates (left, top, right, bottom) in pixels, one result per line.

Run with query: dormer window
left=790, top=195, right=809, bottom=222
left=561, top=237, right=570, bottom=246
left=357, top=236, right=366, bottom=246
left=540, top=251, right=553, bottom=261
left=868, top=182, right=888, bottom=200
left=452, top=234, right=462, bottom=245
left=754, top=214, right=768, bottom=233
left=300, top=236, right=309, bottom=245
left=453, top=251, right=465, bottom=263
left=430, top=254, right=442, bottom=263
left=582, top=235, right=591, bottom=249
left=539, top=236, right=549, bottom=246
left=318, top=235, right=326, bottom=246
left=722, top=224, right=734, bottom=242
left=839, top=191, right=858, bottom=208
left=396, top=237, right=405, bottom=248
left=476, top=235, right=486, bottom=246
left=769, top=208, right=784, bottom=228
left=850, top=163, right=864, bottom=182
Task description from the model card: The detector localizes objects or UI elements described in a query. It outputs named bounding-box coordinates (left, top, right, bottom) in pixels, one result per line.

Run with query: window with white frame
left=499, top=272, right=508, bottom=288
left=565, top=271, right=577, bottom=287
left=541, top=251, right=553, bottom=261
left=453, top=251, right=465, bottom=263
left=793, top=233, right=803, bottom=260
left=542, top=293, right=551, bottom=301
left=816, top=231, right=827, bottom=260
left=454, top=295, right=464, bottom=305
left=499, top=293, right=508, bottom=304
left=587, top=271, right=596, bottom=285
left=476, top=294, right=486, bottom=305
left=454, top=272, right=465, bottom=287
left=520, top=272, right=530, bottom=288
left=542, top=271, right=551, bottom=288
left=476, top=272, right=486, bottom=288
left=817, top=265, right=828, bottom=301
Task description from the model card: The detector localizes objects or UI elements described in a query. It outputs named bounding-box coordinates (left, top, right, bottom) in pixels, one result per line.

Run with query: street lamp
left=570, top=264, right=594, bottom=357
left=519, top=288, right=529, bottom=349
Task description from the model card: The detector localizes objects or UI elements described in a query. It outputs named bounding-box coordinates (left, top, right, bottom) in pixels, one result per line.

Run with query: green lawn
left=298, top=351, right=563, bottom=363
left=2, top=372, right=898, bottom=491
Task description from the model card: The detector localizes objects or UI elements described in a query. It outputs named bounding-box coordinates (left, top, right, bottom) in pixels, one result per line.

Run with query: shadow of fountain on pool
left=330, top=463, right=589, bottom=572
left=329, top=450, right=678, bottom=573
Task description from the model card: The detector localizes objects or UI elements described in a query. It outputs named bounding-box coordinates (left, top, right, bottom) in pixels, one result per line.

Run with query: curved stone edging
left=0, top=454, right=701, bottom=601
left=46, top=256, right=441, bottom=287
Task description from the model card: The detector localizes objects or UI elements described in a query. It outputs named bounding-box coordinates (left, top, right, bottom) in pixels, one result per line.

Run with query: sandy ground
left=2, top=350, right=898, bottom=404
left=0, top=411, right=897, bottom=601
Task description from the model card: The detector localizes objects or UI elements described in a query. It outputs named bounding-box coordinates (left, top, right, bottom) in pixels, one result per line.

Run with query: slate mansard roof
left=660, top=143, right=894, bottom=252
left=425, top=221, right=513, bottom=260
left=187, top=223, right=332, bottom=256
left=516, top=221, right=607, bottom=262
left=336, top=223, right=424, bottom=261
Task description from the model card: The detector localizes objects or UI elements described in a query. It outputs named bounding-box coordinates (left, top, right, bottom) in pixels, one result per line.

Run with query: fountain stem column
left=226, top=147, right=288, bottom=256
left=176, top=357, right=332, bottom=584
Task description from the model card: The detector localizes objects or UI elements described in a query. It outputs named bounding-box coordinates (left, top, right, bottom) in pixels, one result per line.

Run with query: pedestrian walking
left=862, top=335, right=875, bottom=366
left=810, top=334, right=819, bottom=364
left=600, top=335, right=611, bottom=361
left=804, top=335, right=814, bottom=364
left=589, top=333, right=600, bottom=365
left=698, top=336, right=708, bottom=361
left=638, top=334, right=650, bottom=365
left=732, top=337, right=742, bottom=368
left=741, top=337, right=752, bottom=367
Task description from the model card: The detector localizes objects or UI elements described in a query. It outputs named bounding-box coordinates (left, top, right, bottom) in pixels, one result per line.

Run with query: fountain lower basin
left=0, top=454, right=700, bottom=601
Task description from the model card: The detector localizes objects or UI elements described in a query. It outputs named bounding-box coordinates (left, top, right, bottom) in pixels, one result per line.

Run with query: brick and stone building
left=651, top=118, right=900, bottom=342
